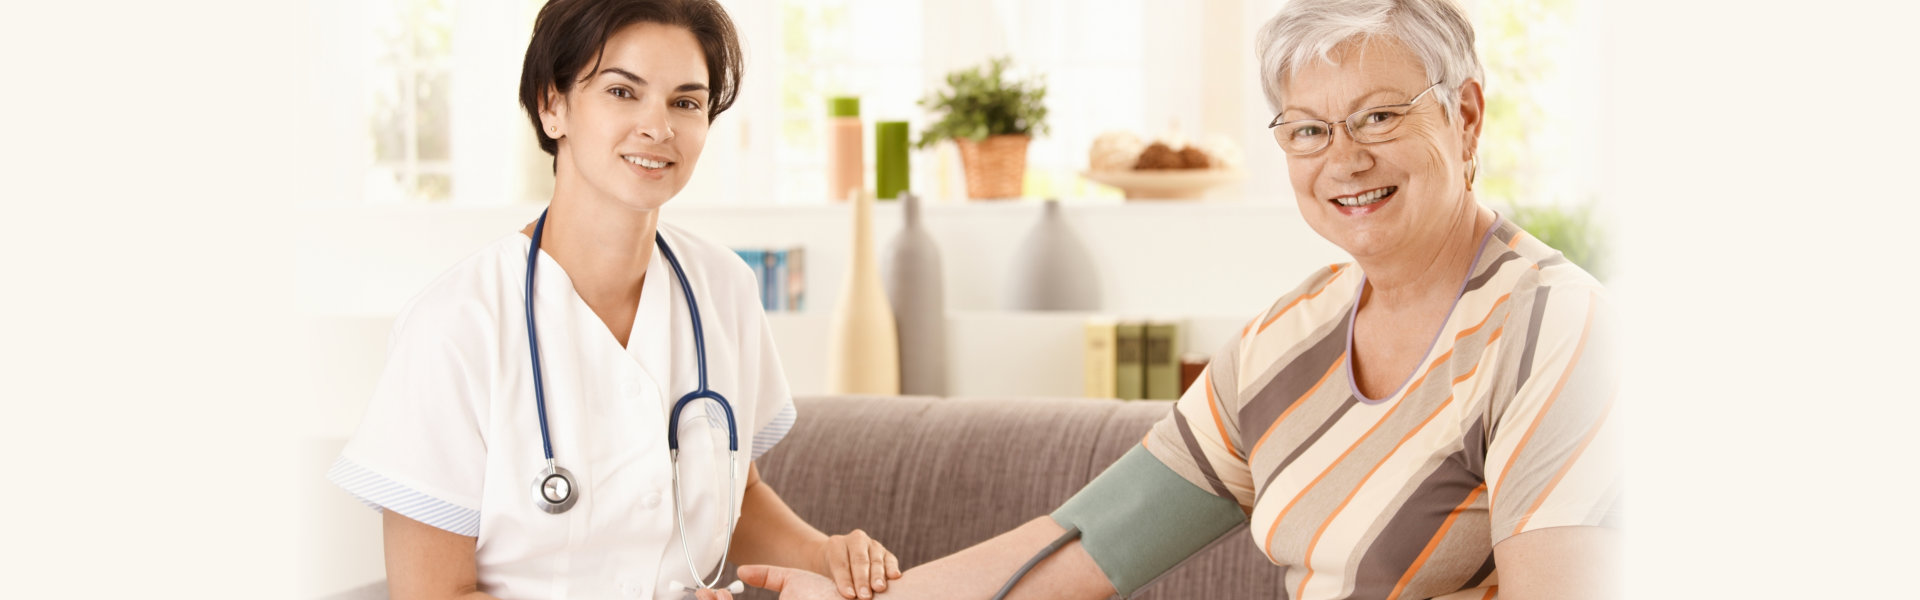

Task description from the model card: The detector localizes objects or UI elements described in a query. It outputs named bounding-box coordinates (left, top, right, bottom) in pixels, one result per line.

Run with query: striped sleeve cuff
left=751, top=402, right=796, bottom=461
left=326, top=457, right=481, bottom=537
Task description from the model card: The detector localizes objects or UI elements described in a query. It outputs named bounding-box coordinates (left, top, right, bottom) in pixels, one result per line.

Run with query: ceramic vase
left=880, top=192, right=948, bottom=396
left=1004, top=199, right=1101, bottom=311
left=826, top=190, right=901, bottom=394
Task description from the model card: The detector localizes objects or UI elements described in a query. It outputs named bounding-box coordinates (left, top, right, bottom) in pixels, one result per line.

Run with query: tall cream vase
left=826, top=190, right=901, bottom=394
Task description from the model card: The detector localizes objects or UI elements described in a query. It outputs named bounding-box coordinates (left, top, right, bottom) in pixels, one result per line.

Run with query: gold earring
left=1464, top=155, right=1478, bottom=192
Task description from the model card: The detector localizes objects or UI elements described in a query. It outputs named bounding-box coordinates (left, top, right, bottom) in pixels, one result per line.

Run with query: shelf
left=765, top=310, right=1248, bottom=398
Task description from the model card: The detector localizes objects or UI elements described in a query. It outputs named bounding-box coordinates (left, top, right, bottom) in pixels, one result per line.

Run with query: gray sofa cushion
left=745, top=395, right=1282, bottom=599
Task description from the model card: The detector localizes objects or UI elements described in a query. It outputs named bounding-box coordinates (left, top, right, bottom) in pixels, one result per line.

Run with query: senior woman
left=740, top=0, right=1619, bottom=598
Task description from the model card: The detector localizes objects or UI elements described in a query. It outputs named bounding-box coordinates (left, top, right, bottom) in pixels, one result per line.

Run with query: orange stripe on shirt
left=1260, top=265, right=1347, bottom=334
left=1512, top=388, right=1615, bottom=535
left=1398, top=348, right=1455, bottom=401
left=1491, top=293, right=1597, bottom=506
left=1259, top=328, right=1465, bottom=565
left=1386, top=484, right=1488, bottom=600
left=1383, top=293, right=1508, bottom=405
left=1259, top=371, right=1409, bottom=563
left=1204, top=374, right=1243, bottom=461
left=1250, top=354, right=1348, bottom=458
left=1294, top=393, right=1461, bottom=599
left=1454, top=294, right=1513, bottom=341
left=1451, top=361, right=1481, bottom=386
left=1481, top=585, right=1499, bottom=600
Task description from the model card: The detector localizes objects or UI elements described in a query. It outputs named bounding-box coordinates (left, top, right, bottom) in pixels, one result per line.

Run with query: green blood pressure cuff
left=1049, top=445, right=1246, bottom=596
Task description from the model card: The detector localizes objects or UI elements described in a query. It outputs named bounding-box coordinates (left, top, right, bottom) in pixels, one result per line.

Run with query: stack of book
left=732, top=247, right=807, bottom=312
left=1084, top=317, right=1208, bottom=400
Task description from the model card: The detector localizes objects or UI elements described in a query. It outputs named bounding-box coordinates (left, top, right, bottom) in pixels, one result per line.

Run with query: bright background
left=2, top=0, right=1917, bottom=598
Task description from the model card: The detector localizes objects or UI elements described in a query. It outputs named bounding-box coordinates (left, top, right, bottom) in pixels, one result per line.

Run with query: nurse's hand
left=809, top=529, right=903, bottom=599
left=738, top=565, right=842, bottom=600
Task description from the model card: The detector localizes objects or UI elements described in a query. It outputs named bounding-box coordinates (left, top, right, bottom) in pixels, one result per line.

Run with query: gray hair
left=1257, top=0, right=1483, bottom=122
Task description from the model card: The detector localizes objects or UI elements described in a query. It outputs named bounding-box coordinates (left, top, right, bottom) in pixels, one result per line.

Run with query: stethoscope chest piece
left=521, top=209, right=743, bottom=591
left=532, top=463, right=578, bottom=514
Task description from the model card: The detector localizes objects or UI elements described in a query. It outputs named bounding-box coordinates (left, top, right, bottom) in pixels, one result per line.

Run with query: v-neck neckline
left=518, top=231, right=674, bottom=374
left=1343, top=216, right=1506, bottom=404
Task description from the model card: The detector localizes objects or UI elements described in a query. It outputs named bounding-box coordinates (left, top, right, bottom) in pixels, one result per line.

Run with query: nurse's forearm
left=874, top=517, right=1113, bottom=600
left=382, top=510, right=505, bottom=600
left=728, top=465, right=830, bottom=571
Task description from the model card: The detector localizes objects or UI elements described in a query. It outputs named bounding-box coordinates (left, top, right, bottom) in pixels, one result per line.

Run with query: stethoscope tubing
left=523, top=208, right=741, bottom=592
left=526, top=211, right=558, bottom=462
left=655, top=235, right=738, bottom=453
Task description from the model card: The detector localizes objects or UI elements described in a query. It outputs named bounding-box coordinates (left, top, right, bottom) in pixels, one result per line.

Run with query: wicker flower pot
left=954, top=134, right=1029, bottom=200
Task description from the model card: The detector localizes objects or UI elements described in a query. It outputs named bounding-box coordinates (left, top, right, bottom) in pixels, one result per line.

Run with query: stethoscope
left=523, top=209, right=745, bottom=595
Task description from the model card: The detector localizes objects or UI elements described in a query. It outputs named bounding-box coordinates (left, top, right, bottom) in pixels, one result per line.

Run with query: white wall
left=297, top=201, right=1346, bottom=423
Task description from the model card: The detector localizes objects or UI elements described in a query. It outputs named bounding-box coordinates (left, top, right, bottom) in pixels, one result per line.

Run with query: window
left=1468, top=0, right=1599, bottom=208
left=365, top=0, right=455, bottom=204
left=334, top=0, right=1595, bottom=208
left=774, top=0, right=924, bottom=204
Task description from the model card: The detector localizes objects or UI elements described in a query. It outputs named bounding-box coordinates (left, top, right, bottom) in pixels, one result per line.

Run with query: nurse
left=327, top=1, right=901, bottom=599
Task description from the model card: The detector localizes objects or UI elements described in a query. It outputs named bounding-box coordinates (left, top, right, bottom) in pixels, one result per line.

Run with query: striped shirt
left=1146, top=218, right=1620, bottom=600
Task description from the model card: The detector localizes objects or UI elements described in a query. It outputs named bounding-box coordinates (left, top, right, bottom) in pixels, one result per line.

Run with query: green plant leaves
left=916, top=56, right=1050, bottom=149
left=1507, top=203, right=1609, bottom=281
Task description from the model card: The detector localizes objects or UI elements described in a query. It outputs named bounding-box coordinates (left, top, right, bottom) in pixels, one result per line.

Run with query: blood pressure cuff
left=1048, top=444, right=1246, bottom=596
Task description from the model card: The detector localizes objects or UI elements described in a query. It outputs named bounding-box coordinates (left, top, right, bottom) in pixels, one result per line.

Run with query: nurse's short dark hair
left=518, top=0, right=744, bottom=157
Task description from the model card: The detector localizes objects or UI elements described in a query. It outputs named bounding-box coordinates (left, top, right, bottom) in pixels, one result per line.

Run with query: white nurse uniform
left=329, top=222, right=796, bottom=600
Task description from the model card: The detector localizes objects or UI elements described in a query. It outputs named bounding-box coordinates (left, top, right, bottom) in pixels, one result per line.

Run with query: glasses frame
left=1268, top=82, right=1444, bottom=156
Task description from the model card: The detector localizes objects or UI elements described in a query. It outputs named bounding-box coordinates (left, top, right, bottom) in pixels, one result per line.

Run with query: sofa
left=738, top=394, right=1281, bottom=599
left=321, top=394, right=1282, bottom=599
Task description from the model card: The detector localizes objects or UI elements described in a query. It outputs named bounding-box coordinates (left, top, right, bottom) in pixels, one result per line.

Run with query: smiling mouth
left=1331, top=186, right=1396, bottom=207
left=624, top=155, right=672, bottom=170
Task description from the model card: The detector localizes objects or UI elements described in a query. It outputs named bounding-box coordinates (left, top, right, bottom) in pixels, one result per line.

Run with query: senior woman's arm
left=728, top=463, right=903, bottom=600
left=742, top=445, right=1250, bottom=600
left=741, top=516, right=1115, bottom=600
left=1493, top=526, right=1621, bottom=599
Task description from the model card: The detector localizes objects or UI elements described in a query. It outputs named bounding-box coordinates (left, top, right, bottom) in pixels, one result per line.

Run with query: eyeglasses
left=1268, top=82, right=1442, bottom=156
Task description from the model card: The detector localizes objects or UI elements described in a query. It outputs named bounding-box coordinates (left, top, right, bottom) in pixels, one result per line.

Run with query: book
left=736, top=249, right=768, bottom=309
left=785, top=246, right=806, bottom=311
left=731, top=247, right=809, bottom=312
left=1179, top=352, right=1210, bottom=397
left=1114, top=320, right=1146, bottom=400
left=1144, top=321, right=1182, bottom=400
left=1083, top=317, right=1118, bottom=398
left=752, top=250, right=775, bottom=311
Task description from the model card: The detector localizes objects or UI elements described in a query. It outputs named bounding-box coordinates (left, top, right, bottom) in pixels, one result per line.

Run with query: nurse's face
left=541, top=22, right=711, bottom=212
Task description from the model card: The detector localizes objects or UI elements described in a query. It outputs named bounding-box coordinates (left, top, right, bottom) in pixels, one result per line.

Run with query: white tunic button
left=643, top=492, right=662, bottom=509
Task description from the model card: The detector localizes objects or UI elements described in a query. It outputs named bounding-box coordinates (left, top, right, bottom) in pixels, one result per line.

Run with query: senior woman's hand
left=739, top=565, right=844, bottom=600
left=807, top=528, right=903, bottom=599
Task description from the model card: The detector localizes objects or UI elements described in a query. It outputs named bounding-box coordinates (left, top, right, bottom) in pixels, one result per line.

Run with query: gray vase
left=1004, top=199, right=1101, bottom=311
left=880, top=192, right=948, bottom=396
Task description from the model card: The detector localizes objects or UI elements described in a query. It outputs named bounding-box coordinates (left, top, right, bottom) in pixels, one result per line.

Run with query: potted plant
left=916, top=56, right=1049, bottom=200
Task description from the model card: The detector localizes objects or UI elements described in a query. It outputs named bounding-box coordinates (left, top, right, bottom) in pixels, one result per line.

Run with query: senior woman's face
left=1278, top=37, right=1478, bottom=263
